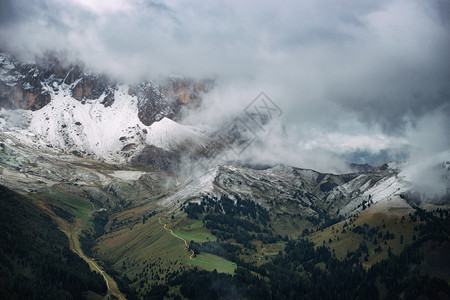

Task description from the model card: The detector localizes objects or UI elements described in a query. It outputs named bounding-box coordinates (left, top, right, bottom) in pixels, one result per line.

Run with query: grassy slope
left=96, top=190, right=447, bottom=298
left=33, top=189, right=94, bottom=223
left=98, top=213, right=188, bottom=293
left=0, top=185, right=107, bottom=299
left=271, top=214, right=313, bottom=237
left=172, top=219, right=217, bottom=243
left=31, top=186, right=127, bottom=299
left=189, top=253, right=237, bottom=274
left=97, top=205, right=247, bottom=297
left=310, top=211, right=421, bottom=267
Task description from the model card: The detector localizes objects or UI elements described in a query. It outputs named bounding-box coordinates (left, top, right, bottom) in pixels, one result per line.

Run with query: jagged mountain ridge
left=0, top=52, right=212, bottom=121
left=0, top=51, right=213, bottom=163
left=0, top=50, right=448, bottom=217
left=0, top=125, right=424, bottom=220
left=160, top=162, right=417, bottom=218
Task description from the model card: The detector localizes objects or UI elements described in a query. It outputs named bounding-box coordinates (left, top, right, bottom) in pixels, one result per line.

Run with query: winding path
left=257, top=246, right=267, bottom=262
left=70, top=211, right=125, bottom=300
left=159, top=217, right=195, bottom=260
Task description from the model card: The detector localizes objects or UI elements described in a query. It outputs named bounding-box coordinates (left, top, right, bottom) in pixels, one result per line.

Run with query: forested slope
left=0, top=185, right=106, bottom=300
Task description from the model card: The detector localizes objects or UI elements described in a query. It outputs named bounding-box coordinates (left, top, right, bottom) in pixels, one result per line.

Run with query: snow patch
left=146, top=117, right=207, bottom=151
left=110, top=170, right=145, bottom=181
left=160, top=167, right=219, bottom=207
left=26, top=84, right=206, bottom=162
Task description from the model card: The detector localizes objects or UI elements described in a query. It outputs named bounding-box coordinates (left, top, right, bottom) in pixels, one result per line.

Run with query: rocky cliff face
left=0, top=53, right=51, bottom=110
left=159, top=162, right=413, bottom=219
left=0, top=52, right=114, bottom=110
left=130, top=77, right=213, bottom=126
left=0, top=52, right=212, bottom=126
left=0, top=51, right=215, bottom=166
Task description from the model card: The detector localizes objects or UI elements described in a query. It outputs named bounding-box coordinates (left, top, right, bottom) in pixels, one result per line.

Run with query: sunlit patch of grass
left=34, top=189, right=94, bottom=218
left=172, top=219, right=216, bottom=243
left=189, top=253, right=237, bottom=274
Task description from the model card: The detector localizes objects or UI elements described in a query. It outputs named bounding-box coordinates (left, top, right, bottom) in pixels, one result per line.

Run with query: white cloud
left=301, top=132, right=407, bottom=154
left=0, top=0, right=448, bottom=169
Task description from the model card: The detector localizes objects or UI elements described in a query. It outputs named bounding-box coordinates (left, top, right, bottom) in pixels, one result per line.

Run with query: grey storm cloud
left=0, top=0, right=449, bottom=171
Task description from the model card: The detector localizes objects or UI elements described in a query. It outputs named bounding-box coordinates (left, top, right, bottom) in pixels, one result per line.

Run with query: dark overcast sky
left=0, top=0, right=449, bottom=171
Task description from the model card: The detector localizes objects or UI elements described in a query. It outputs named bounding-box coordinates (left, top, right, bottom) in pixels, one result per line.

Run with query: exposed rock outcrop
left=130, top=77, right=214, bottom=126
left=0, top=52, right=115, bottom=110
left=130, top=145, right=181, bottom=171
left=0, top=53, right=51, bottom=110
left=0, top=52, right=212, bottom=125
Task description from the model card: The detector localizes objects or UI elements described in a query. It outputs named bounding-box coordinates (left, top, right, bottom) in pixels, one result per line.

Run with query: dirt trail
left=69, top=211, right=126, bottom=300
left=257, top=246, right=267, bottom=262
left=41, top=200, right=126, bottom=300
left=159, top=217, right=195, bottom=260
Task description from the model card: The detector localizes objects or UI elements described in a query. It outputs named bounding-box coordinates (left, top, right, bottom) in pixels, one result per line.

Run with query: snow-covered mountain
left=159, top=162, right=426, bottom=218
left=0, top=51, right=212, bottom=164
left=0, top=51, right=448, bottom=217
left=28, top=84, right=209, bottom=162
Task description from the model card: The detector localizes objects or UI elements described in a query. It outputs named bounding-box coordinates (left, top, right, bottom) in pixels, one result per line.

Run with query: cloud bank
left=1, top=0, right=449, bottom=175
